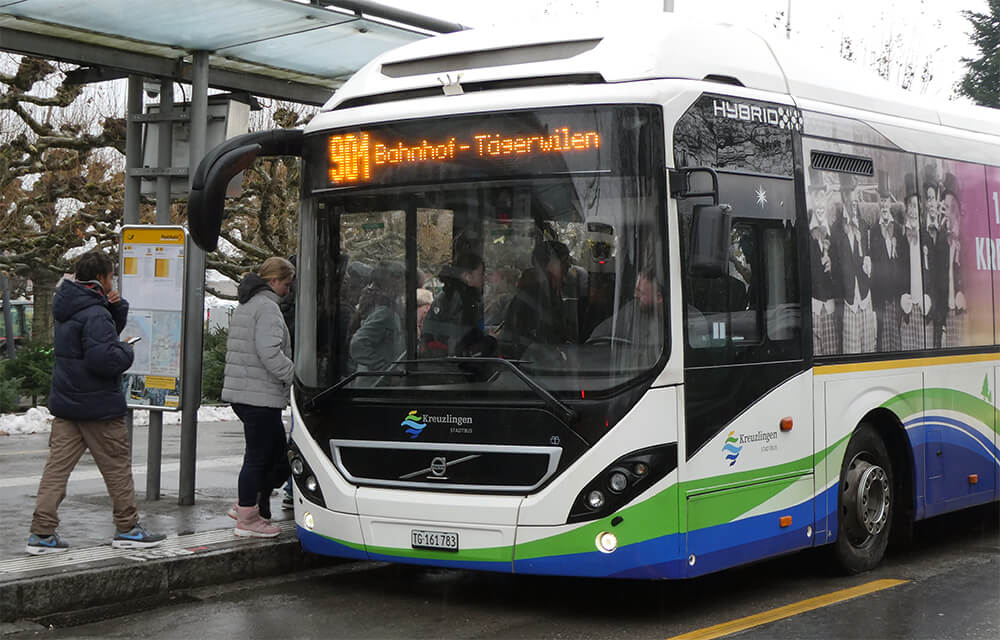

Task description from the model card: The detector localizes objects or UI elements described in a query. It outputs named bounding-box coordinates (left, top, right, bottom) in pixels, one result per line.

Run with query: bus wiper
left=304, top=369, right=407, bottom=410
left=304, top=366, right=477, bottom=411
left=398, top=357, right=578, bottom=424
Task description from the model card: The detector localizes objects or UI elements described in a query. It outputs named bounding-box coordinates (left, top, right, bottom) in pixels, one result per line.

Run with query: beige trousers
left=31, top=416, right=139, bottom=536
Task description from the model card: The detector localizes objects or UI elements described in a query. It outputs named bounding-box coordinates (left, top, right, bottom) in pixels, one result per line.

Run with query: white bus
left=189, top=15, right=1000, bottom=578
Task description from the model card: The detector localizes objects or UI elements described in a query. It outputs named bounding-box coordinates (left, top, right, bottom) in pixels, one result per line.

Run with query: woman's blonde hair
left=257, top=256, right=295, bottom=282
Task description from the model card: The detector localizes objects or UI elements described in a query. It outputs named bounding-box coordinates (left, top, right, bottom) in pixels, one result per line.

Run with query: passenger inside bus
left=499, top=240, right=571, bottom=358
left=420, top=252, right=488, bottom=357
left=349, top=262, right=404, bottom=377
left=587, top=268, right=664, bottom=362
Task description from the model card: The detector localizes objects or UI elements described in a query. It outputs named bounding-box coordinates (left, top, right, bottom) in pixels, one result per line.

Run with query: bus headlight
left=586, top=490, right=606, bottom=510
left=568, top=444, right=677, bottom=524
left=287, top=441, right=326, bottom=508
left=303, top=511, right=315, bottom=530
left=608, top=469, right=628, bottom=493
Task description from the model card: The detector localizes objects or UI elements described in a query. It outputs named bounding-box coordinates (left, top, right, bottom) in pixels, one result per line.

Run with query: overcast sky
left=372, top=0, right=987, bottom=99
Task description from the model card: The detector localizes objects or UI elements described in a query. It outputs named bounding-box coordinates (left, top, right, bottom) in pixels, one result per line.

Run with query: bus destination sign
left=328, top=126, right=601, bottom=184
left=307, top=105, right=660, bottom=191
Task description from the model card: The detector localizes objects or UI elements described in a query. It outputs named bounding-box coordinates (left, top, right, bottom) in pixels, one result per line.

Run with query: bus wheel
left=834, top=423, right=893, bottom=574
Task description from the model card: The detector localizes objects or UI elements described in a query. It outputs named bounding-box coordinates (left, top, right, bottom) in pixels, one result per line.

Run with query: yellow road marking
left=666, top=578, right=908, bottom=640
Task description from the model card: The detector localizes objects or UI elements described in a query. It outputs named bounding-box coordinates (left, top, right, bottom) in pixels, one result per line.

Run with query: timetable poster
left=119, top=226, right=186, bottom=410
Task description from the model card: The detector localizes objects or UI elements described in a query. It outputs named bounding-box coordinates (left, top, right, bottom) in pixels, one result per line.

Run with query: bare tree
left=0, top=56, right=141, bottom=342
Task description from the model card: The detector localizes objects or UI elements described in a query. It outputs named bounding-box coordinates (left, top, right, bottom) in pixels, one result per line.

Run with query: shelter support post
left=124, top=74, right=144, bottom=452
left=179, top=52, right=209, bottom=506
left=145, top=77, right=175, bottom=501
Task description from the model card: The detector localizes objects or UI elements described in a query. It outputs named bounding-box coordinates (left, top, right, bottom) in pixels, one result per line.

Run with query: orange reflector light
left=969, top=474, right=979, bottom=485
left=779, top=515, right=792, bottom=528
left=780, top=417, right=793, bottom=431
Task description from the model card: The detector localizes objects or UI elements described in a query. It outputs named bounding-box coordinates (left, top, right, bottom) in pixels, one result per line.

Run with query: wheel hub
left=843, top=457, right=891, bottom=541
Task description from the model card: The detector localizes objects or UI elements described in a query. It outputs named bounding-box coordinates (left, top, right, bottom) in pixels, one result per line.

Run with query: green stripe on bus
left=880, top=387, right=999, bottom=434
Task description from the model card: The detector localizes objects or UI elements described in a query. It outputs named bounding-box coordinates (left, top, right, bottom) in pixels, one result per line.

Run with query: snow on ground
left=0, top=404, right=252, bottom=435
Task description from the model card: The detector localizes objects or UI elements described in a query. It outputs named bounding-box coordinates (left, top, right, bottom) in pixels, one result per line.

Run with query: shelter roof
left=0, top=0, right=460, bottom=105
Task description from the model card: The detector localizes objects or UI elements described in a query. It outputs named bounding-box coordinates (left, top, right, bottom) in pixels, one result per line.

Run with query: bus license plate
left=411, top=529, right=459, bottom=552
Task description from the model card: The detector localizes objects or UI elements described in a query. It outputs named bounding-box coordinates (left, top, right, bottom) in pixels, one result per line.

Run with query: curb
left=0, top=522, right=338, bottom=623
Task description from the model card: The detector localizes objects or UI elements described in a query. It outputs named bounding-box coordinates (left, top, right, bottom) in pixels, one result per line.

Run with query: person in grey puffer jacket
left=222, top=257, right=295, bottom=538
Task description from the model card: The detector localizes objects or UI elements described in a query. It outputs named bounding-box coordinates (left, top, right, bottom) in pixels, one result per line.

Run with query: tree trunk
left=30, top=270, right=60, bottom=345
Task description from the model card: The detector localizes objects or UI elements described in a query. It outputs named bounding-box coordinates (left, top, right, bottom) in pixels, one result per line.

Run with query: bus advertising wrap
left=804, top=141, right=999, bottom=355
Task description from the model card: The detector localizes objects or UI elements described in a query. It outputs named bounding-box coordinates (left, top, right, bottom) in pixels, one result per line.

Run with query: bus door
left=679, top=172, right=815, bottom=575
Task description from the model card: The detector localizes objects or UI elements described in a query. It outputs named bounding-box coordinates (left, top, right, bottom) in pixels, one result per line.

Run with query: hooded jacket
left=221, top=273, right=293, bottom=408
left=48, top=279, right=134, bottom=421
left=419, top=265, right=483, bottom=356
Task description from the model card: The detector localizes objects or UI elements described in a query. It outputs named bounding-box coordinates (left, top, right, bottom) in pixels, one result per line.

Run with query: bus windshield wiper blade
left=305, top=369, right=407, bottom=410
left=398, top=357, right=578, bottom=424
left=304, top=366, right=478, bottom=411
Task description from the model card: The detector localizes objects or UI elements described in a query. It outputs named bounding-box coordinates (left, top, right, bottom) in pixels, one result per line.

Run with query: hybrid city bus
left=188, top=15, right=1000, bottom=578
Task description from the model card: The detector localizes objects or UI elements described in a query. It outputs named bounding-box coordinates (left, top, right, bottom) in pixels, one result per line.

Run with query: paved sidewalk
left=0, top=419, right=330, bottom=623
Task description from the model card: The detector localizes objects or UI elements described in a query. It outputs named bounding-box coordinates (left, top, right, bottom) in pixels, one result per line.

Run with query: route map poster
left=119, top=225, right=186, bottom=410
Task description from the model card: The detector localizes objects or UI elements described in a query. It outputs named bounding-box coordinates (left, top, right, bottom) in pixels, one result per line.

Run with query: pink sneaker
left=226, top=503, right=238, bottom=520
left=234, top=505, right=280, bottom=538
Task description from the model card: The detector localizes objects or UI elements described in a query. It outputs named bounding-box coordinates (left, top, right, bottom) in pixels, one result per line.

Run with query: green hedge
left=0, top=343, right=54, bottom=408
left=201, top=326, right=229, bottom=402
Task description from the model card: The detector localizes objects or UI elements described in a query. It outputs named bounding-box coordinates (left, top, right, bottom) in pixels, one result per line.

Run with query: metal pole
left=786, top=0, right=792, bottom=40
left=124, top=74, right=144, bottom=450
left=125, top=76, right=143, bottom=226
left=314, top=1, right=466, bottom=32
left=179, top=52, right=209, bottom=506
left=146, top=77, right=174, bottom=501
left=1, top=274, right=14, bottom=359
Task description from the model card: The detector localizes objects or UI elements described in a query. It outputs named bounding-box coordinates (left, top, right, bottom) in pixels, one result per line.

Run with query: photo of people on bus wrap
left=804, top=144, right=995, bottom=356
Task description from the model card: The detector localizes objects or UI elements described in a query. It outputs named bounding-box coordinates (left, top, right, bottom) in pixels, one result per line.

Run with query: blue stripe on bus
left=905, top=415, right=1000, bottom=460
left=515, top=533, right=686, bottom=579
left=297, top=526, right=369, bottom=560
left=364, top=550, right=512, bottom=573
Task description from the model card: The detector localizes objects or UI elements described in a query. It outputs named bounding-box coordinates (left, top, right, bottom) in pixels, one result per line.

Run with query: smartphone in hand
left=126, top=336, right=142, bottom=345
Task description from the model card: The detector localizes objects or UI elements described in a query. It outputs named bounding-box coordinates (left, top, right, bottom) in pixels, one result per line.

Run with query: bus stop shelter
left=0, top=0, right=465, bottom=504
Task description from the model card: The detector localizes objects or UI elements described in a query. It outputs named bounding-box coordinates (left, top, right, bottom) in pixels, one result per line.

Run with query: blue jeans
left=233, top=403, right=288, bottom=508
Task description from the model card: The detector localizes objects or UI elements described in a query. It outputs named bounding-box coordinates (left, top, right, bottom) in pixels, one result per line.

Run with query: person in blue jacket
left=26, top=250, right=165, bottom=555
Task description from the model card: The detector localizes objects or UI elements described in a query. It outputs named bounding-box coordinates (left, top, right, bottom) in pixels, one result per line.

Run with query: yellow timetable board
left=119, top=225, right=186, bottom=411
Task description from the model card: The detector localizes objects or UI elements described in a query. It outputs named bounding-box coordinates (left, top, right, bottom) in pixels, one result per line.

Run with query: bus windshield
left=295, top=106, right=666, bottom=396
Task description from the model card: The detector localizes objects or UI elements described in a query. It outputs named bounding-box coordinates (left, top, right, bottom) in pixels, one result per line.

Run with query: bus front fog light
left=608, top=470, right=628, bottom=493
left=596, top=531, right=618, bottom=553
left=291, top=457, right=304, bottom=476
left=305, top=475, right=318, bottom=492
left=586, top=490, right=605, bottom=510
left=303, top=511, right=314, bottom=530
left=633, top=461, right=649, bottom=476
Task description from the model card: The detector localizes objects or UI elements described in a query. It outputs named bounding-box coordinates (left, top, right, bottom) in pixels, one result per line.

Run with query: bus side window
left=763, top=224, right=800, bottom=342
left=688, top=223, right=760, bottom=347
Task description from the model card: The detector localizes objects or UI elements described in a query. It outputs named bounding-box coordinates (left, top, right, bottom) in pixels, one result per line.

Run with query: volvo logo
left=430, top=456, right=447, bottom=476
left=398, top=453, right=481, bottom=481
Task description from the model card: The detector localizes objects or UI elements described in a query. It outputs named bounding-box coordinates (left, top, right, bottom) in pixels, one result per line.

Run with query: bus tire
left=834, top=423, right=893, bottom=574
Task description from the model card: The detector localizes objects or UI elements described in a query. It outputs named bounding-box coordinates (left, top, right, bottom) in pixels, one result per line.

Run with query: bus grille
left=330, top=440, right=562, bottom=493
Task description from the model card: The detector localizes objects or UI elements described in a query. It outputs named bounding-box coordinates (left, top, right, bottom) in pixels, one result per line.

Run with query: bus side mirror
left=188, top=129, right=303, bottom=251
left=688, top=204, right=732, bottom=278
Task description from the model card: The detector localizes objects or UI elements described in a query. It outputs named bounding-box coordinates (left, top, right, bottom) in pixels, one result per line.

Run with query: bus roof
left=324, top=13, right=1000, bottom=139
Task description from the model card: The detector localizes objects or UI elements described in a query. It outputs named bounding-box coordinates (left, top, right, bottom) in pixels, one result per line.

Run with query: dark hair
left=75, top=250, right=115, bottom=282
left=532, top=241, right=570, bottom=269
left=454, top=252, right=484, bottom=272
